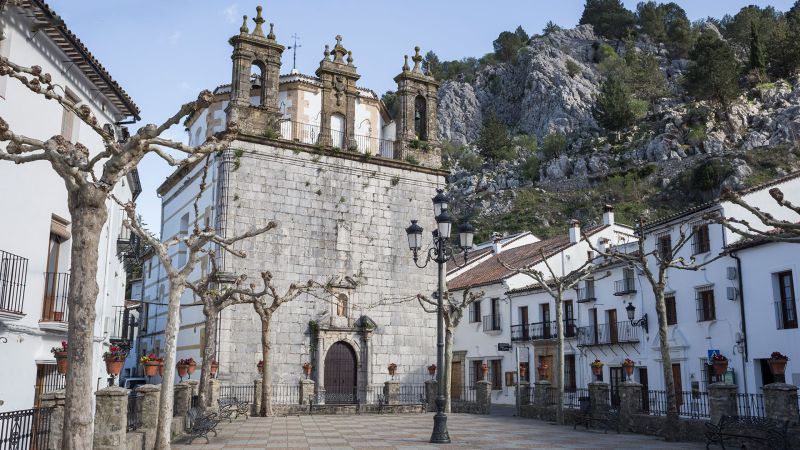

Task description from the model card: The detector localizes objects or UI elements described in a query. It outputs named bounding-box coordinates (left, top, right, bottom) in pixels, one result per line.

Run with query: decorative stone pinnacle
left=240, top=15, right=249, bottom=35
left=347, top=51, right=353, bottom=66
left=267, top=23, right=276, bottom=40
left=323, top=44, right=331, bottom=61
left=412, top=46, right=423, bottom=74
left=402, top=55, right=410, bottom=72
left=252, top=6, right=266, bottom=38
left=335, top=35, right=342, bottom=47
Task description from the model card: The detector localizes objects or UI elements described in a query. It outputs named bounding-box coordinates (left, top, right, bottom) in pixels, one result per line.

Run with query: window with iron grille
left=775, top=271, right=798, bottom=329
left=491, top=360, right=502, bottom=390
left=695, top=286, right=716, bottom=322
left=469, top=300, right=482, bottom=323
left=665, top=295, right=677, bottom=325
left=34, top=363, right=65, bottom=407
left=565, top=355, right=576, bottom=389
left=469, top=360, right=483, bottom=386
left=657, top=233, right=672, bottom=260
left=692, top=224, right=711, bottom=255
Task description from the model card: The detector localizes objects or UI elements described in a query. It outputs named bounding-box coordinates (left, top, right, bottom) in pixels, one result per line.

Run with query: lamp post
left=625, top=302, right=648, bottom=333
left=405, top=188, right=476, bottom=444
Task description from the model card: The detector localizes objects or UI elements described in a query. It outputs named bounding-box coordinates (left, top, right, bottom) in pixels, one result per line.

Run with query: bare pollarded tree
left=0, top=50, right=239, bottom=447
left=707, top=185, right=800, bottom=244
left=500, top=250, right=614, bottom=425
left=583, top=218, right=726, bottom=439
left=115, top=165, right=275, bottom=449
left=416, top=289, right=483, bottom=413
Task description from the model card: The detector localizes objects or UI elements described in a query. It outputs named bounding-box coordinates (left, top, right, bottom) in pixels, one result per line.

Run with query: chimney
left=492, top=232, right=503, bottom=254
left=568, top=219, right=580, bottom=243
left=603, top=204, right=615, bottom=226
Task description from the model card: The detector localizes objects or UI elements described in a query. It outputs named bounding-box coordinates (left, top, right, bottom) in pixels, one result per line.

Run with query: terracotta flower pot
left=538, top=367, right=547, bottom=377
left=481, top=367, right=489, bottom=378
left=388, top=367, right=397, bottom=376
left=105, top=358, right=123, bottom=375
left=187, top=362, right=196, bottom=374
left=159, top=361, right=164, bottom=377
left=54, top=351, right=67, bottom=375
left=303, top=366, right=312, bottom=375
left=143, top=361, right=159, bottom=377
left=591, top=365, right=603, bottom=376
left=428, top=367, right=436, bottom=376
left=623, top=363, right=635, bottom=376
left=257, top=362, right=263, bottom=374
left=210, top=364, right=218, bottom=374
left=768, top=360, right=787, bottom=376
left=177, top=365, right=189, bottom=377
left=520, top=368, right=527, bottom=377
left=713, top=360, right=728, bottom=375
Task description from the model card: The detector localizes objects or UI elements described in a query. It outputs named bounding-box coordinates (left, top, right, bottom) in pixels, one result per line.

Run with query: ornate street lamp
left=405, top=188, right=476, bottom=444
left=626, top=302, right=648, bottom=333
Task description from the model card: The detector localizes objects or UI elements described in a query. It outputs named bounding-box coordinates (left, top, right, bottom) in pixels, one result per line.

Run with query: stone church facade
left=137, top=6, right=446, bottom=395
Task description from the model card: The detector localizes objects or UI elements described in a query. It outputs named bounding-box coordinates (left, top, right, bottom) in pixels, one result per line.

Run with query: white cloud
left=224, top=4, right=239, bottom=24
left=169, top=31, right=181, bottom=45
left=179, top=82, right=191, bottom=90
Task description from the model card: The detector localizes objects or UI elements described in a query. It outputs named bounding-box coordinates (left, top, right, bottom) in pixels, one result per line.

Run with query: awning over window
left=50, top=214, right=71, bottom=240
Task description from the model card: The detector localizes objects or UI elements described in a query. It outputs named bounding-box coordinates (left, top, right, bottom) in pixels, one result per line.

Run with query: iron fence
left=0, top=407, right=52, bottom=450
left=271, top=384, right=300, bottom=405
left=577, top=321, right=640, bottom=346
left=451, top=385, right=477, bottom=403
left=41, top=272, right=69, bottom=322
left=127, top=394, right=140, bottom=431
left=736, top=393, right=765, bottom=418
left=220, top=384, right=254, bottom=404
left=640, top=390, right=710, bottom=418
left=0, top=250, right=28, bottom=315
left=576, top=286, right=596, bottom=302
left=398, top=384, right=426, bottom=404
left=614, top=278, right=637, bottom=295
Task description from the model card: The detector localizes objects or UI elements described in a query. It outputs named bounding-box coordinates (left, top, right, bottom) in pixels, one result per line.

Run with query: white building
left=449, top=172, right=800, bottom=409
left=0, top=1, right=140, bottom=411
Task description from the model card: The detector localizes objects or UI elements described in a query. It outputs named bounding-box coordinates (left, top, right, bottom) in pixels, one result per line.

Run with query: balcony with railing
left=40, top=272, right=69, bottom=332
left=576, top=285, right=596, bottom=303
left=278, top=120, right=399, bottom=159
left=577, top=320, right=639, bottom=347
left=511, top=320, right=577, bottom=342
left=110, top=306, right=137, bottom=350
left=613, top=278, right=636, bottom=296
left=482, top=314, right=501, bottom=333
left=0, top=250, right=29, bottom=320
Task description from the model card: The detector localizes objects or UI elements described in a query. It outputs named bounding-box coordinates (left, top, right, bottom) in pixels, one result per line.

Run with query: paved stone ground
left=171, top=413, right=704, bottom=449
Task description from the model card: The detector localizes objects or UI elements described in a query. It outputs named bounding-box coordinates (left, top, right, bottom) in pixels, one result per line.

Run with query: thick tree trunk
left=154, top=280, right=187, bottom=450
left=444, top=328, right=454, bottom=413
left=62, top=193, right=106, bottom=450
left=197, top=307, right=218, bottom=411
left=554, top=294, right=565, bottom=425
left=259, top=315, right=273, bottom=417
left=653, top=283, right=680, bottom=437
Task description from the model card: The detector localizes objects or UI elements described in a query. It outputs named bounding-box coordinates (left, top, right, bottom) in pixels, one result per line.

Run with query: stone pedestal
left=174, top=382, right=192, bottom=418
left=300, top=379, right=315, bottom=405
left=208, top=378, right=221, bottom=412
left=619, top=380, right=642, bottom=425
left=253, top=378, right=262, bottom=412
left=517, top=381, right=531, bottom=406
left=762, top=382, right=800, bottom=425
left=40, top=389, right=64, bottom=450
left=588, top=381, right=609, bottom=408
left=93, top=386, right=128, bottom=450
left=384, top=380, right=400, bottom=405
left=425, top=380, right=437, bottom=412
left=476, top=380, right=492, bottom=414
left=136, top=384, right=160, bottom=450
left=184, top=379, right=199, bottom=398
left=708, top=382, right=737, bottom=423
left=534, top=380, right=552, bottom=405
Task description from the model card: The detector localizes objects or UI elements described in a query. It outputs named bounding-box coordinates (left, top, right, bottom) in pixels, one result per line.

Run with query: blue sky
left=42, top=0, right=796, bottom=232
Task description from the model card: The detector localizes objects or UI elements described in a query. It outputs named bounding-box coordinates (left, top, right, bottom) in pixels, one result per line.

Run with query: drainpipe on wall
left=730, top=250, right=748, bottom=396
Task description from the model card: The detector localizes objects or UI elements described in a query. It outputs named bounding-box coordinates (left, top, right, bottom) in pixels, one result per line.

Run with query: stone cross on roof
left=335, top=35, right=342, bottom=46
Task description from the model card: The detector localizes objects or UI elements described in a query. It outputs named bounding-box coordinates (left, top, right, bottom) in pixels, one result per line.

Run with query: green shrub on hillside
left=541, top=133, right=567, bottom=160
left=520, top=155, right=541, bottom=181
left=460, top=153, right=484, bottom=171
left=566, top=60, right=582, bottom=77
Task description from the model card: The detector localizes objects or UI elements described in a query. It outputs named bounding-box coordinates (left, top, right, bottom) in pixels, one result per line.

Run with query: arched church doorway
left=324, top=341, right=357, bottom=403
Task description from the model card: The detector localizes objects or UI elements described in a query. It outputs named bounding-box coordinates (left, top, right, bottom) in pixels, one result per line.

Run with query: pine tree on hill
left=592, top=74, right=638, bottom=131
left=580, top=0, right=636, bottom=42
left=749, top=21, right=766, bottom=73
left=683, top=30, right=741, bottom=108
left=475, top=111, right=515, bottom=161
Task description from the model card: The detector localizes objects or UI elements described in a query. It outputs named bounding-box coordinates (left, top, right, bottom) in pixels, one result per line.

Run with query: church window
left=414, top=95, right=427, bottom=141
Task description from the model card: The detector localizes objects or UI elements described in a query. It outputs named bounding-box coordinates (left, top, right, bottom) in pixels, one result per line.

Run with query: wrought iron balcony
left=614, top=278, right=636, bottom=296
left=0, top=250, right=29, bottom=318
left=482, top=313, right=501, bottom=332
left=41, top=272, right=69, bottom=323
left=577, top=321, right=640, bottom=347
left=110, top=306, right=138, bottom=350
left=576, top=286, right=596, bottom=303
left=511, top=320, right=577, bottom=342
left=117, top=229, right=142, bottom=272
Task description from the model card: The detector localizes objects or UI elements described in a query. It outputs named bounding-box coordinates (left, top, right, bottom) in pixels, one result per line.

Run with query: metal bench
left=573, top=397, right=620, bottom=434
left=705, top=415, right=789, bottom=450
left=217, top=396, right=249, bottom=422
left=187, top=407, right=220, bottom=444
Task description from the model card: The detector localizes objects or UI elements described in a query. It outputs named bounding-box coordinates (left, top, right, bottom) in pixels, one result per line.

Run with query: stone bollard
left=300, top=379, right=315, bottom=405
left=184, top=379, right=199, bottom=400
left=534, top=380, right=552, bottom=405
left=40, top=389, right=64, bottom=450
left=253, top=378, right=262, bottom=414
left=93, top=386, right=128, bottom=450
left=517, top=381, right=531, bottom=406
left=476, top=380, right=492, bottom=414
left=424, top=379, right=437, bottom=412
left=384, top=380, right=400, bottom=405
left=136, top=384, right=160, bottom=450
left=174, top=382, right=192, bottom=419
left=208, top=378, right=221, bottom=413
left=618, top=380, right=642, bottom=426
left=762, top=382, right=800, bottom=426
left=588, top=381, right=609, bottom=408
left=708, top=382, right=737, bottom=424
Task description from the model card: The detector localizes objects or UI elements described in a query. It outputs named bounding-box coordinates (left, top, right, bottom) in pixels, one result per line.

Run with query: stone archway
left=324, top=341, right=357, bottom=403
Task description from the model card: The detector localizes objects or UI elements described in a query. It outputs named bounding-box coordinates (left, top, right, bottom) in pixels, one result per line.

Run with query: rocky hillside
left=436, top=24, right=800, bottom=242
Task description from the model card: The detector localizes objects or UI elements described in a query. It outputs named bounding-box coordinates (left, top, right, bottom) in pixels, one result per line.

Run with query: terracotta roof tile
left=446, top=247, right=493, bottom=273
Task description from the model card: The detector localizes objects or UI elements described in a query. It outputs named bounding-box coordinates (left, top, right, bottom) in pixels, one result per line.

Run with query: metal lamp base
left=430, top=396, right=451, bottom=443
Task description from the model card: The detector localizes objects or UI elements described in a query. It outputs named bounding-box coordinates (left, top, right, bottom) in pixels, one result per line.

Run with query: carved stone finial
left=323, top=44, right=331, bottom=61
left=240, top=15, right=249, bottom=35
left=252, top=6, right=266, bottom=37
left=412, top=46, right=423, bottom=74
left=335, top=35, right=342, bottom=47
left=402, top=55, right=410, bottom=72
left=267, top=22, right=276, bottom=40
left=347, top=51, right=353, bottom=66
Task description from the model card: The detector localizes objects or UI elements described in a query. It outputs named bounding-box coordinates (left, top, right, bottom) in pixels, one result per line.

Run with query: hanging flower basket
left=519, top=363, right=528, bottom=377
left=768, top=352, right=789, bottom=376
left=622, top=358, right=635, bottom=376
left=210, top=361, right=219, bottom=374
left=141, top=354, right=160, bottom=377
left=537, top=363, right=547, bottom=377
left=303, top=362, right=313, bottom=375
left=177, top=359, right=192, bottom=377
left=591, top=360, right=603, bottom=376
left=712, top=354, right=729, bottom=375
left=186, top=358, right=196, bottom=374
left=51, top=342, right=68, bottom=375
left=103, top=346, right=127, bottom=375
left=257, top=360, right=264, bottom=374
left=388, top=363, right=397, bottom=376
left=158, top=360, right=164, bottom=377
left=428, top=364, right=436, bottom=376
left=480, top=364, right=489, bottom=379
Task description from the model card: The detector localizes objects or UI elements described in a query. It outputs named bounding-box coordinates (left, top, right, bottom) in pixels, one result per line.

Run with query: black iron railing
left=220, top=383, right=255, bottom=404
left=451, top=385, right=477, bottom=403
left=0, top=407, right=52, bottom=449
left=398, top=384, right=426, bottom=404
left=34, top=364, right=65, bottom=407
left=127, top=394, right=140, bottom=431
left=540, top=387, right=587, bottom=408
left=511, top=320, right=576, bottom=341
left=577, top=321, right=639, bottom=346
left=614, top=278, right=636, bottom=295
left=736, top=393, right=765, bottom=418
left=640, top=390, right=710, bottom=418
left=576, top=286, right=596, bottom=302
left=271, top=384, right=300, bottom=405
left=110, top=306, right=136, bottom=348
left=0, top=250, right=28, bottom=315
left=483, top=314, right=501, bottom=332
left=41, top=272, right=69, bottom=322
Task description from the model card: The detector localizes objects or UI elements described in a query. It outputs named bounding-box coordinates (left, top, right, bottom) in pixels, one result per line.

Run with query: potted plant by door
left=428, top=364, right=436, bottom=376
left=519, top=363, right=528, bottom=377
left=210, top=360, right=219, bottom=375
left=537, top=363, right=548, bottom=378
left=481, top=363, right=489, bottom=380
left=176, top=359, right=190, bottom=377
left=51, top=341, right=68, bottom=375
left=158, top=357, right=165, bottom=376
left=186, top=357, right=196, bottom=375
left=768, top=352, right=789, bottom=375
left=388, top=363, right=397, bottom=376
left=590, top=359, right=604, bottom=376
left=103, top=347, right=127, bottom=375
left=257, top=360, right=264, bottom=374
left=712, top=353, right=729, bottom=375
left=303, top=362, right=313, bottom=375
left=141, top=354, right=159, bottom=377
left=622, top=358, right=635, bottom=377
